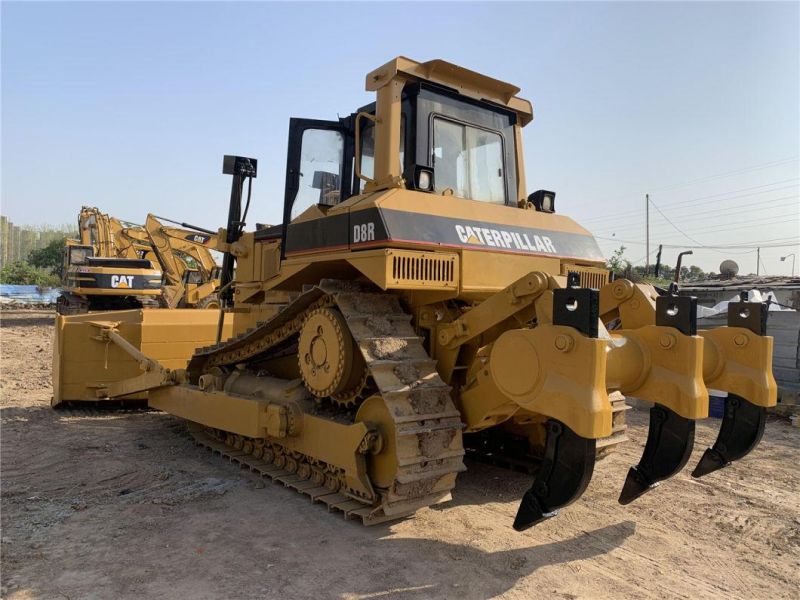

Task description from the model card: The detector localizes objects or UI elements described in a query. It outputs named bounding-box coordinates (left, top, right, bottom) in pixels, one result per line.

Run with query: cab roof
left=366, top=57, right=534, bottom=126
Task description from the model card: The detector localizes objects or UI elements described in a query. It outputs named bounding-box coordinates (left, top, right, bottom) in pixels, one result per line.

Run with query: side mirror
left=528, top=190, right=556, bottom=213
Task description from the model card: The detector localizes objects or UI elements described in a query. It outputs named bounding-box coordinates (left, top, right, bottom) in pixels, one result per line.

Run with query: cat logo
left=110, top=275, right=135, bottom=289
left=186, top=234, right=210, bottom=244
left=454, top=224, right=557, bottom=254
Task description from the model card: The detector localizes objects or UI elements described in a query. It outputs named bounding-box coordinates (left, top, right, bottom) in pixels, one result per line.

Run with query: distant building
left=0, top=215, right=76, bottom=268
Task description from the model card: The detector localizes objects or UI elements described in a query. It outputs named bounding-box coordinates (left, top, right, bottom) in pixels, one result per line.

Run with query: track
left=188, top=425, right=455, bottom=525
left=186, top=281, right=466, bottom=522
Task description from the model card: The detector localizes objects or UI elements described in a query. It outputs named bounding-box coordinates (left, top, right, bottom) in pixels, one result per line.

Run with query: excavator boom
left=143, top=213, right=222, bottom=308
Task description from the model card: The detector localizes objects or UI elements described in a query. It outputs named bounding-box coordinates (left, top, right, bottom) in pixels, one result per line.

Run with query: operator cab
left=272, top=58, right=565, bottom=258
left=64, top=245, right=94, bottom=268
left=283, top=81, right=519, bottom=223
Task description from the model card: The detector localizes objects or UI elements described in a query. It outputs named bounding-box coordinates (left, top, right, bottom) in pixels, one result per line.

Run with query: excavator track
left=185, top=282, right=466, bottom=523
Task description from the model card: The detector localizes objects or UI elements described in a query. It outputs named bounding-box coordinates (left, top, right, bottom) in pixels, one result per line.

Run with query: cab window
left=291, top=129, right=344, bottom=219
left=68, top=246, right=93, bottom=266
left=432, top=118, right=505, bottom=203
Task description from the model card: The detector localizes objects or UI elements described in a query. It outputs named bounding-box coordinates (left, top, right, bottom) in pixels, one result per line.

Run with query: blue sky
left=2, top=1, right=798, bottom=274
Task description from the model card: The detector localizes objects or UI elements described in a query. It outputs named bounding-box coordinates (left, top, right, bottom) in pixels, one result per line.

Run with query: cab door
left=282, top=118, right=353, bottom=257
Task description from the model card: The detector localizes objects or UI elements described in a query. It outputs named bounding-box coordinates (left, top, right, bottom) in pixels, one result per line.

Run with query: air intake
left=388, top=250, right=458, bottom=289
left=561, top=264, right=609, bottom=290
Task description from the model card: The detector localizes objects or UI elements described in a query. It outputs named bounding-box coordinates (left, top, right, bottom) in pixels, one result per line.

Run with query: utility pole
left=654, top=244, right=663, bottom=279
left=757, top=247, right=760, bottom=276
left=645, top=194, right=650, bottom=276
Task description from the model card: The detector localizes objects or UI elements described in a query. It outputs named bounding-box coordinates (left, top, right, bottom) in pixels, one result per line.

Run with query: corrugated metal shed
left=682, top=276, right=800, bottom=309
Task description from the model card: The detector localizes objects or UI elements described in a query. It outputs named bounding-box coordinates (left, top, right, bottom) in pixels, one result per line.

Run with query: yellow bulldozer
left=53, top=57, right=776, bottom=531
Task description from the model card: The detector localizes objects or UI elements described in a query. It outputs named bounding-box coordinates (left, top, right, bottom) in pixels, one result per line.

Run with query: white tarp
left=696, top=289, right=796, bottom=318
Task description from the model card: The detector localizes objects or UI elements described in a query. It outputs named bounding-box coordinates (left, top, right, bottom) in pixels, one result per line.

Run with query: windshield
left=68, top=246, right=93, bottom=266
left=432, top=118, right=505, bottom=203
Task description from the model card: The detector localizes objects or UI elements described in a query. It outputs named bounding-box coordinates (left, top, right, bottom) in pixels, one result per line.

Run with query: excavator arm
left=144, top=214, right=224, bottom=308
left=154, top=225, right=219, bottom=279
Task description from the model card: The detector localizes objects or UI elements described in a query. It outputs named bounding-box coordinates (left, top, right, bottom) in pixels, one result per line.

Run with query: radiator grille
left=561, top=264, right=609, bottom=290
left=389, top=252, right=457, bottom=288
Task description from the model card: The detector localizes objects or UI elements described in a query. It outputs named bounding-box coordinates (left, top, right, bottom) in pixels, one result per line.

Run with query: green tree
left=0, top=260, right=60, bottom=287
left=27, top=237, right=66, bottom=274
left=606, top=246, right=630, bottom=274
left=686, top=265, right=706, bottom=281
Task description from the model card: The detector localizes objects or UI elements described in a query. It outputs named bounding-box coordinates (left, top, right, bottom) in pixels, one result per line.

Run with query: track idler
left=694, top=294, right=775, bottom=478
left=514, top=420, right=596, bottom=531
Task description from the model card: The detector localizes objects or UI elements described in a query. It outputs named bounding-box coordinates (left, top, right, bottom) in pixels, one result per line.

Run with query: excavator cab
left=64, top=244, right=94, bottom=268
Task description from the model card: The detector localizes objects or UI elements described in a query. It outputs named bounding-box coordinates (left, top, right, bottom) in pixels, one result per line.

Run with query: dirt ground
left=1, top=310, right=798, bottom=600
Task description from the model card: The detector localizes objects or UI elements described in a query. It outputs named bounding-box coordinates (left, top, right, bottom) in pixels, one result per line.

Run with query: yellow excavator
left=58, top=207, right=223, bottom=313
left=57, top=207, right=163, bottom=314
left=53, top=57, right=776, bottom=531
left=142, top=214, right=222, bottom=309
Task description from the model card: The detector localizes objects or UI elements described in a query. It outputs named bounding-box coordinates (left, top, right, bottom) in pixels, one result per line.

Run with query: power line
left=596, top=208, right=800, bottom=240
left=584, top=188, right=799, bottom=228
left=584, top=159, right=799, bottom=213
left=646, top=196, right=705, bottom=246
left=664, top=214, right=798, bottom=237
left=594, top=235, right=800, bottom=249
left=579, top=180, right=799, bottom=224
left=591, top=196, right=799, bottom=233
left=645, top=157, right=799, bottom=194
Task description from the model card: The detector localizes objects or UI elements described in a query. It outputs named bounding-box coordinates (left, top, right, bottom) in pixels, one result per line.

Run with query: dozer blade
left=692, top=394, right=766, bottom=478
left=618, top=405, right=695, bottom=504
left=514, top=419, right=596, bottom=531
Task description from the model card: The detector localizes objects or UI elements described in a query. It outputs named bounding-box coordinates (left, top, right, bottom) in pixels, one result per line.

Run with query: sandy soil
left=1, top=310, right=798, bottom=599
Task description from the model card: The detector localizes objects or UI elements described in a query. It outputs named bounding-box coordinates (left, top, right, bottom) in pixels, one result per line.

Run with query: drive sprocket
left=297, top=307, right=366, bottom=406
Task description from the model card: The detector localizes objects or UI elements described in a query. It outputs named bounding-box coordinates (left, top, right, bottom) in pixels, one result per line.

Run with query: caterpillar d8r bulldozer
left=53, top=57, right=777, bottom=530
